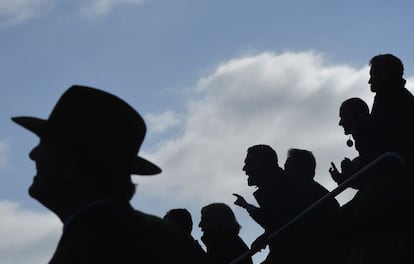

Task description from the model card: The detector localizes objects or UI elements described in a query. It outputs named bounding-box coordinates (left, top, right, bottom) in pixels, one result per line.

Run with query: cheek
left=36, top=156, right=69, bottom=183
left=37, top=158, right=60, bottom=173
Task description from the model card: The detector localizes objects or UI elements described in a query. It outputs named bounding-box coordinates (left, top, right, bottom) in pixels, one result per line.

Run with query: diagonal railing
left=229, top=152, right=404, bottom=264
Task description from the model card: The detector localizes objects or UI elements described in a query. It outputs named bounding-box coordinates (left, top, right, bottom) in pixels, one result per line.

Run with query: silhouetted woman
left=199, top=203, right=252, bottom=264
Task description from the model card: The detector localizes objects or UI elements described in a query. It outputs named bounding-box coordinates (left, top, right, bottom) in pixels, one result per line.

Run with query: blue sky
left=1, top=0, right=414, bottom=263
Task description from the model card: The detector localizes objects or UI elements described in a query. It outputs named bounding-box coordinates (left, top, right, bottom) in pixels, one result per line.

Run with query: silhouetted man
left=329, top=98, right=375, bottom=188
left=12, top=85, right=196, bottom=263
left=164, top=208, right=207, bottom=263
left=285, top=148, right=339, bottom=210
left=164, top=208, right=196, bottom=239
left=233, top=144, right=332, bottom=264
left=284, top=148, right=342, bottom=264
left=369, top=53, right=414, bottom=159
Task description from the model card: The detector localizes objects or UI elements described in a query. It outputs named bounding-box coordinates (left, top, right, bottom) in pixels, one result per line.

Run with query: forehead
left=284, top=156, right=293, bottom=165
left=369, top=64, right=375, bottom=73
left=38, top=138, right=59, bottom=150
left=244, top=155, right=258, bottom=169
left=244, top=151, right=258, bottom=163
left=370, top=63, right=387, bottom=76
left=37, top=137, right=72, bottom=157
left=340, top=105, right=352, bottom=116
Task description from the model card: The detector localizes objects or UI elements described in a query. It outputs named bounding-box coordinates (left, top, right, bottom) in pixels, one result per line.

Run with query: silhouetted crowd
left=11, top=53, right=414, bottom=263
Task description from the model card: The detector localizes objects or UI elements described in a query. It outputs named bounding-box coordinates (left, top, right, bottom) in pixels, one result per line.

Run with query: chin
left=28, top=182, right=51, bottom=204
left=28, top=183, right=40, bottom=200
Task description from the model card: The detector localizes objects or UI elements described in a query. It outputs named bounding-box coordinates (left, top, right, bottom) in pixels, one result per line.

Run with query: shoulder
left=127, top=210, right=201, bottom=262
left=129, top=209, right=184, bottom=238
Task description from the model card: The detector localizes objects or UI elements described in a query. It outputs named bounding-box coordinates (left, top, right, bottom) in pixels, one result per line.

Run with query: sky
left=1, top=0, right=414, bottom=263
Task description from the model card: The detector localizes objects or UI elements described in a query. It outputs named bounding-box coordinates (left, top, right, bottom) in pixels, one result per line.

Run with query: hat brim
left=11, top=116, right=46, bottom=137
left=132, top=157, right=162, bottom=175
left=11, top=116, right=161, bottom=176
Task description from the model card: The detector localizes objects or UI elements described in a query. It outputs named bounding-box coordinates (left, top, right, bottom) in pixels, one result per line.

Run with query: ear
left=356, top=113, right=367, bottom=122
left=62, top=158, right=79, bottom=182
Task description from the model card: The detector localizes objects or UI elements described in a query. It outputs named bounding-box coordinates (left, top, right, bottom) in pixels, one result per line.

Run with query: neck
left=40, top=191, right=109, bottom=223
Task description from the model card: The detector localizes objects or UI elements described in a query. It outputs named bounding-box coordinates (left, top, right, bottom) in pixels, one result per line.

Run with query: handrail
left=229, top=152, right=404, bottom=264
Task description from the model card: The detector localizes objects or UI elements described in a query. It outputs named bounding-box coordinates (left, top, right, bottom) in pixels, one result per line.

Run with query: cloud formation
left=0, top=0, right=55, bottom=28
left=138, top=51, right=372, bottom=205
left=146, top=110, right=183, bottom=134
left=0, top=200, right=60, bottom=264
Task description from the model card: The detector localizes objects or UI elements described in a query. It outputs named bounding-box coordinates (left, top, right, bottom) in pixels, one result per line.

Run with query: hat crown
left=46, top=86, right=145, bottom=155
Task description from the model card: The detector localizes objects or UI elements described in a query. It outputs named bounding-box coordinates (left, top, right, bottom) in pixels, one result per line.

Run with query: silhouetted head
left=284, top=148, right=316, bottom=181
left=243, top=144, right=282, bottom=187
left=11, top=85, right=161, bottom=212
left=369, top=54, right=406, bottom=93
left=164, top=208, right=193, bottom=236
left=199, top=203, right=241, bottom=236
left=339, top=97, right=370, bottom=135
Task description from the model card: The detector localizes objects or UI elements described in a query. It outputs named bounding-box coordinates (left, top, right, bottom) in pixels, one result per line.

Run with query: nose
left=29, top=146, right=39, bottom=161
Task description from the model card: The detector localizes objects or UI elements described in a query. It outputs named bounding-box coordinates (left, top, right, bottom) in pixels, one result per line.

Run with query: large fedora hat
left=11, top=85, right=161, bottom=175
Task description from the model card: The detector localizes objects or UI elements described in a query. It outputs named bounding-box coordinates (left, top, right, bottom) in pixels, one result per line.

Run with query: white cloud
left=0, top=0, right=55, bottom=28
left=0, top=200, right=60, bottom=264
left=406, top=77, right=414, bottom=91
left=146, top=110, right=183, bottom=134
left=79, top=0, right=145, bottom=17
left=138, top=51, right=373, bottom=206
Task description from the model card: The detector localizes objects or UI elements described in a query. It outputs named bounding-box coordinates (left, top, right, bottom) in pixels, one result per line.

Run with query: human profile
left=12, top=85, right=196, bottom=263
